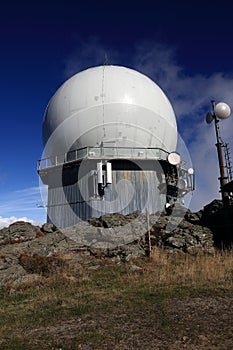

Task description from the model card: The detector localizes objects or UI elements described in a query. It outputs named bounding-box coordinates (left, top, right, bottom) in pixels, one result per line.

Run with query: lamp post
left=206, top=101, right=231, bottom=209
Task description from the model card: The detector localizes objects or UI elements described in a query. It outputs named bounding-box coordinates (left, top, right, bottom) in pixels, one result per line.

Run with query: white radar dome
left=214, top=102, right=231, bottom=120
left=43, top=65, right=178, bottom=157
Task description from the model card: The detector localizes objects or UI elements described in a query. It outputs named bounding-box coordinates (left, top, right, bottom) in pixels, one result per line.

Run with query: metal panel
left=47, top=166, right=166, bottom=229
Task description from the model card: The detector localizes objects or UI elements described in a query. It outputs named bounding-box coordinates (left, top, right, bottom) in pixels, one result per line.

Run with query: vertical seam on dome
left=102, top=66, right=106, bottom=139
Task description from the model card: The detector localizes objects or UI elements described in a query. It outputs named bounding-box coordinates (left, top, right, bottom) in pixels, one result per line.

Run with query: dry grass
left=19, top=253, right=67, bottom=275
left=0, top=248, right=233, bottom=349
left=146, top=247, right=233, bottom=287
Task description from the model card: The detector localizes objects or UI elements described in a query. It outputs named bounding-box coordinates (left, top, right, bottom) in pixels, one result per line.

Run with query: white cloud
left=132, top=42, right=233, bottom=119
left=0, top=216, right=41, bottom=230
left=0, top=186, right=47, bottom=225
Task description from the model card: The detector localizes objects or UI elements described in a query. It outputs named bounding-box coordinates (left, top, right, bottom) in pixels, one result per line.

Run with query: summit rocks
left=0, top=200, right=232, bottom=288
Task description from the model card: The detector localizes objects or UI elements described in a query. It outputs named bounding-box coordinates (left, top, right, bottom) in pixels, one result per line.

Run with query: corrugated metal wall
left=47, top=165, right=166, bottom=228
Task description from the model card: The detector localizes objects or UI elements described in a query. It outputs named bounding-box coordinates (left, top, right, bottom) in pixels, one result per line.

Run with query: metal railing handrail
left=37, top=146, right=169, bottom=171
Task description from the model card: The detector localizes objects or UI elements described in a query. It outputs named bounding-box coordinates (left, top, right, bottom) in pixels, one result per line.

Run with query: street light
left=206, top=100, right=231, bottom=209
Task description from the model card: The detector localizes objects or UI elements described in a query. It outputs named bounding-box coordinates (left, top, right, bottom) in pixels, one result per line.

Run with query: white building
left=38, top=65, right=194, bottom=228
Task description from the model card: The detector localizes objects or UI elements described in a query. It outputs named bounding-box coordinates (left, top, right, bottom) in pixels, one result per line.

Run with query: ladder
left=224, top=143, right=233, bottom=181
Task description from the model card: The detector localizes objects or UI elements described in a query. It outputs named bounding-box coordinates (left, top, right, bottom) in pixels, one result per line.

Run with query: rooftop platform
left=37, top=146, right=169, bottom=172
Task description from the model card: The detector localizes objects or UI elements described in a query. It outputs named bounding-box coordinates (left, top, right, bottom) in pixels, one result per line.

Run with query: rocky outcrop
left=0, top=221, right=41, bottom=245
left=88, top=211, right=141, bottom=228
left=0, top=221, right=57, bottom=246
left=85, top=209, right=214, bottom=255
left=149, top=213, right=214, bottom=254
left=0, top=200, right=232, bottom=288
left=185, top=200, right=233, bottom=247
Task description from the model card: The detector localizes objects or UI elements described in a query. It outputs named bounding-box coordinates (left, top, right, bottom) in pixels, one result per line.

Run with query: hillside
left=0, top=201, right=232, bottom=349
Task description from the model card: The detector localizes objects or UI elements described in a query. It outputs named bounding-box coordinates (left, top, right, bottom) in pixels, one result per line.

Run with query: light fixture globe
left=214, top=102, right=231, bottom=120
left=187, top=167, right=194, bottom=175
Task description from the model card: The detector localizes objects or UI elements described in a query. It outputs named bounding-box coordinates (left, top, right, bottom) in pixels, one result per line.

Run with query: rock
left=0, top=240, right=32, bottom=260
left=88, top=236, right=146, bottom=262
left=185, top=209, right=203, bottom=224
left=87, top=217, right=102, bottom=227
left=199, top=199, right=233, bottom=247
left=150, top=209, right=215, bottom=253
left=110, top=243, right=146, bottom=262
left=41, top=223, right=57, bottom=234
left=125, top=210, right=141, bottom=218
left=198, top=335, right=209, bottom=342
left=0, top=221, right=41, bottom=246
left=62, top=217, right=147, bottom=250
left=129, top=264, right=143, bottom=273
left=0, top=264, right=28, bottom=288
left=88, top=211, right=141, bottom=228
left=99, top=213, right=131, bottom=228
left=182, top=336, right=189, bottom=343
left=27, top=230, right=73, bottom=256
left=166, top=235, right=186, bottom=248
left=203, top=199, right=223, bottom=215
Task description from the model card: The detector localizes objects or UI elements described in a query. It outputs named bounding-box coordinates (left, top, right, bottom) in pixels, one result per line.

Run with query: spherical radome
left=214, top=102, right=231, bottom=120
left=42, top=65, right=177, bottom=157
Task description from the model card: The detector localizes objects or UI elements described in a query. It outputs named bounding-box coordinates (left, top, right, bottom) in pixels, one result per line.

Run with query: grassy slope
left=0, top=248, right=233, bottom=350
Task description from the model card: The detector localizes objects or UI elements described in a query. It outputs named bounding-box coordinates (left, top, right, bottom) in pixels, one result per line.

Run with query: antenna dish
left=214, top=102, right=231, bottom=119
left=206, top=112, right=214, bottom=124
left=178, top=178, right=187, bottom=190
left=167, top=152, right=181, bottom=166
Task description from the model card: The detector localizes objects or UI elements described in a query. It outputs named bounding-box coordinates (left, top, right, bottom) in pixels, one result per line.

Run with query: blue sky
left=1, top=0, right=233, bottom=228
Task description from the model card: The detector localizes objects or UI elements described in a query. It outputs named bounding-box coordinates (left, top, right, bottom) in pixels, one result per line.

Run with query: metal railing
left=37, top=146, right=169, bottom=171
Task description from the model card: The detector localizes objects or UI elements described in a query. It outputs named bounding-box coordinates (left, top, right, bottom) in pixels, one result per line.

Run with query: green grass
left=0, top=248, right=233, bottom=349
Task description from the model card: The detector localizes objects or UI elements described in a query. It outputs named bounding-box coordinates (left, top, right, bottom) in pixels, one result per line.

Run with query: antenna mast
left=207, top=100, right=232, bottom=209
